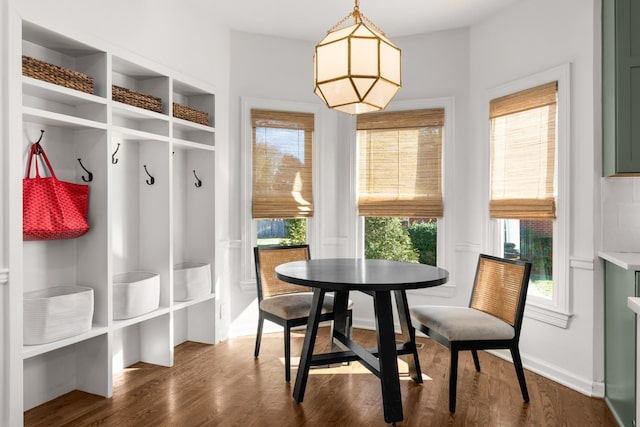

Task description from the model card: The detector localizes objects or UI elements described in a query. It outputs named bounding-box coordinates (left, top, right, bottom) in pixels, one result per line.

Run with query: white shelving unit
left=13, top=19, right=218, bottom=414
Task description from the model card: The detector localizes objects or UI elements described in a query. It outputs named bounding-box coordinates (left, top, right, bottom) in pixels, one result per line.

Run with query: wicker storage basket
left=23, top=285, right=94, bottom=345
left=22, top=55, right=94, bottom=94
left=112, top=85, right=162, bottom=113
left=173, top=103, right=209, bottom=126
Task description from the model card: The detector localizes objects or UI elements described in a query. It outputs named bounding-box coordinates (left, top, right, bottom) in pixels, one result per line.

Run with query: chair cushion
left=410, top=305, right=515, bottom=341
left=260, top=292, right=354, bottom=320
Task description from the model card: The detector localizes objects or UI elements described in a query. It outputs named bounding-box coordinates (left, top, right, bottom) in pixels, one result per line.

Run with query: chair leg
left=254, top=312, right=264, bottom=358
left=449, top=349, right=459, bottom=413
left=510, top=346, right=529, bottom=402
left=471, top=349, right=481, bottom=372
left=284, top=324, right=291, bottom=382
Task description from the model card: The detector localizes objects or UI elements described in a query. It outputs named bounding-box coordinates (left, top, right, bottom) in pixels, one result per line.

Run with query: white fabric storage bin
left=173, top=262, right=211, bottom=301
left=113, top=272, right=160, bottom=320
left=24, top=285, right=94, bottom=345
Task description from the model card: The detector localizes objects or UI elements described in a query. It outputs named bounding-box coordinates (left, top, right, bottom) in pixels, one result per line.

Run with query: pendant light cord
left=326, top=0, right=385, bottom=35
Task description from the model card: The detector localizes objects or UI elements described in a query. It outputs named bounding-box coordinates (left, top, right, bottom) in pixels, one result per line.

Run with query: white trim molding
left=487, top=349, right=605, bottom=398
left=455, top=242, right=481, bottom=253
left=521, top=258, right=592, bottom=328
left=482, top=63, right=573, bottom=329
left=239, top=97, right=324, bottom=290
left=524, top=302, right=572, bottom=328
left=569, top=256, right=594, bottom=271
left=0, top=268, right=8, bottom=285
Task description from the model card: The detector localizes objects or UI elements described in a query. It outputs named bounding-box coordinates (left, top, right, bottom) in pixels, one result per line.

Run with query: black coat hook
left=33, top=130, right=45, bottom=154
left=193, top=170, right=202, bottom=188
left=144, top=165, right=155, bottom=185
left=77, top=158, right=93, bottom=182
left=112, top=143, right=120, bottom=164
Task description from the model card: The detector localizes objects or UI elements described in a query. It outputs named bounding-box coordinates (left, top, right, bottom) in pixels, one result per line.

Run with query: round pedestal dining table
left=275, top=258, right=449, bottom=424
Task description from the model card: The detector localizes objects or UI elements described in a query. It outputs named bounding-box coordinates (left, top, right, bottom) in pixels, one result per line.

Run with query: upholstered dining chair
left=253, top=244, right=353, bottom=382
left=410, top=254, right=532, bottom=412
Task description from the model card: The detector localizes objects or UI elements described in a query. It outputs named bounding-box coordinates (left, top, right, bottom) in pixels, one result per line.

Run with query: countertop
left=629, top=297, right=640, bottom=315
left=598, top=251, right=640, bottom=270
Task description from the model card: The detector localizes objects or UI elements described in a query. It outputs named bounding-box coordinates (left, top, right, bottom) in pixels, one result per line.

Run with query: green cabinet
left=604, top=261, right=637, bottom=427
left=602, top=0, right=640, bottom=176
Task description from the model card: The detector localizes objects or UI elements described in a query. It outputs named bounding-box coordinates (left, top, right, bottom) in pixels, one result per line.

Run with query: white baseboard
left=516, top=351, right=605, bottom=398
left=466, top=348, right=604, bottom=398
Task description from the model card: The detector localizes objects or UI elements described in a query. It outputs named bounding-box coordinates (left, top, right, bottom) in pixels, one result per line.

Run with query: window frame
left=240, top=98, right=322, bottom=291
left=482, top=64, right=572, bottom=328
left=353, top=98, right=456, bottom=297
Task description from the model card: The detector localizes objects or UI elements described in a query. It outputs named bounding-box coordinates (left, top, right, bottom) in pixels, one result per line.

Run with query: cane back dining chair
left=253, top=244, right=353, bottom=382
left=410, top=254, right=532, bottom=412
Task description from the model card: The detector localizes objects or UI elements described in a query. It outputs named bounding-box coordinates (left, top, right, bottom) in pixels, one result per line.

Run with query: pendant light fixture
left=313, top=0, right=402, bottom=115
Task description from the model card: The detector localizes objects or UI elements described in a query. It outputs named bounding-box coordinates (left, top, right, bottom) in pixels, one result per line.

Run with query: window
left=490, top=81, right=557, bottom=298
left=485, top=64, right=571, bottom=327
left=241, top=99, right=320, bottom=292
left=251, top=109, right=313, bottom=246
left=500, top=219, right=553, bottom=297
left=357, top=109, right=444, bottom=266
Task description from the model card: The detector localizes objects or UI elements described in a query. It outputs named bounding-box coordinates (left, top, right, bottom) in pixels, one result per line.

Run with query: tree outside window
left=364, top=217, right=437, bottom=266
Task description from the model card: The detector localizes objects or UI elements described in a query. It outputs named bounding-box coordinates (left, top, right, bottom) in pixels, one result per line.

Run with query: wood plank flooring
left=25, top=328, right=617, bottom=426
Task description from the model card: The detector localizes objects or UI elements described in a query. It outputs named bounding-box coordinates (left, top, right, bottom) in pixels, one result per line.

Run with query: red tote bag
left=23, top=143, right=90, bottom=241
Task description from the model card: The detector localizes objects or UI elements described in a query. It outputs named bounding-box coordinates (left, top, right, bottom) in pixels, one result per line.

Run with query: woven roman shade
left=489, top=82, right=557, bottom=219
left=252, top=109, right=314, bottom=219
left=357, top=109, right=444, bottom=217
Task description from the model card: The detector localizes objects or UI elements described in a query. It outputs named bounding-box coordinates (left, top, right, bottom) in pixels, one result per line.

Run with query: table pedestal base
left=293, top=289, right=422, bottom=424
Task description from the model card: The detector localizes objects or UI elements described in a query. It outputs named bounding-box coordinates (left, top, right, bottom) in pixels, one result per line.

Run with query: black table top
left=275, top=258, right=449, bottom=292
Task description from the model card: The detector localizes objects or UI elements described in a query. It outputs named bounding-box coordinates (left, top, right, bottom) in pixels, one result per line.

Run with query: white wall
left=468, top=0, right=602, bottom=395
left=227, top=0, right=604, bottom=397
left=1, top=1, right=8, bottom=424
left=227, top=28, right=474, bottom=335
left=227, top=32, right=332, bottom=335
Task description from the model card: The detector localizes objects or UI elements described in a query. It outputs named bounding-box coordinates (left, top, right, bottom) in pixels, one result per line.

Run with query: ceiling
left=212, top=0, right=522, bottom=41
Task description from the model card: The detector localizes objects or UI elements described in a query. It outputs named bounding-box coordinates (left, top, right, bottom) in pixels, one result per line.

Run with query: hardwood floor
left=25, top=328, right=616, bottom=426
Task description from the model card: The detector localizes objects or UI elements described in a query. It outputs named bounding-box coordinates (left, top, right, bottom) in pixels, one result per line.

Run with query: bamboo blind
left=357, top=109, right=444, bottom=217
left=252, top=109, right=314, bottom=219
left=489, top=82, right=557, bottom=219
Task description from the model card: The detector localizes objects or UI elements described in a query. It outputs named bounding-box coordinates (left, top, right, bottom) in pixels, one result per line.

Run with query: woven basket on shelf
left=173, top=103, right=209, bottom=126
left=112, top=85, right=163, bottom=113
left=22, top=55, right=94, bottom=94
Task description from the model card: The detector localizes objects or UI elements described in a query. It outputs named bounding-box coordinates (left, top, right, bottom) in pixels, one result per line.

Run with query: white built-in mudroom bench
left=5, top=17, right=219, bottom=423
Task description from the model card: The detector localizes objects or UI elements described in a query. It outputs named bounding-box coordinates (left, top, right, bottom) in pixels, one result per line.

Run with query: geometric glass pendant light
left=314, top=0, right=402, bottom=114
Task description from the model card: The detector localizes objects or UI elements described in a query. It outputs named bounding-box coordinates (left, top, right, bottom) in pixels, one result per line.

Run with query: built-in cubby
left=22, top=20, right=108, bottom=99
left=112, top=56, right=170, bottom=114
left=172, top=79, right=215, bottom=146
left=112, top=105, right=170, bottom=137
left=13, top=19, right=218, bottom=417
left=22, top=80, right=108, bottom=123
left=110, top=137, right=171, bottom=309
